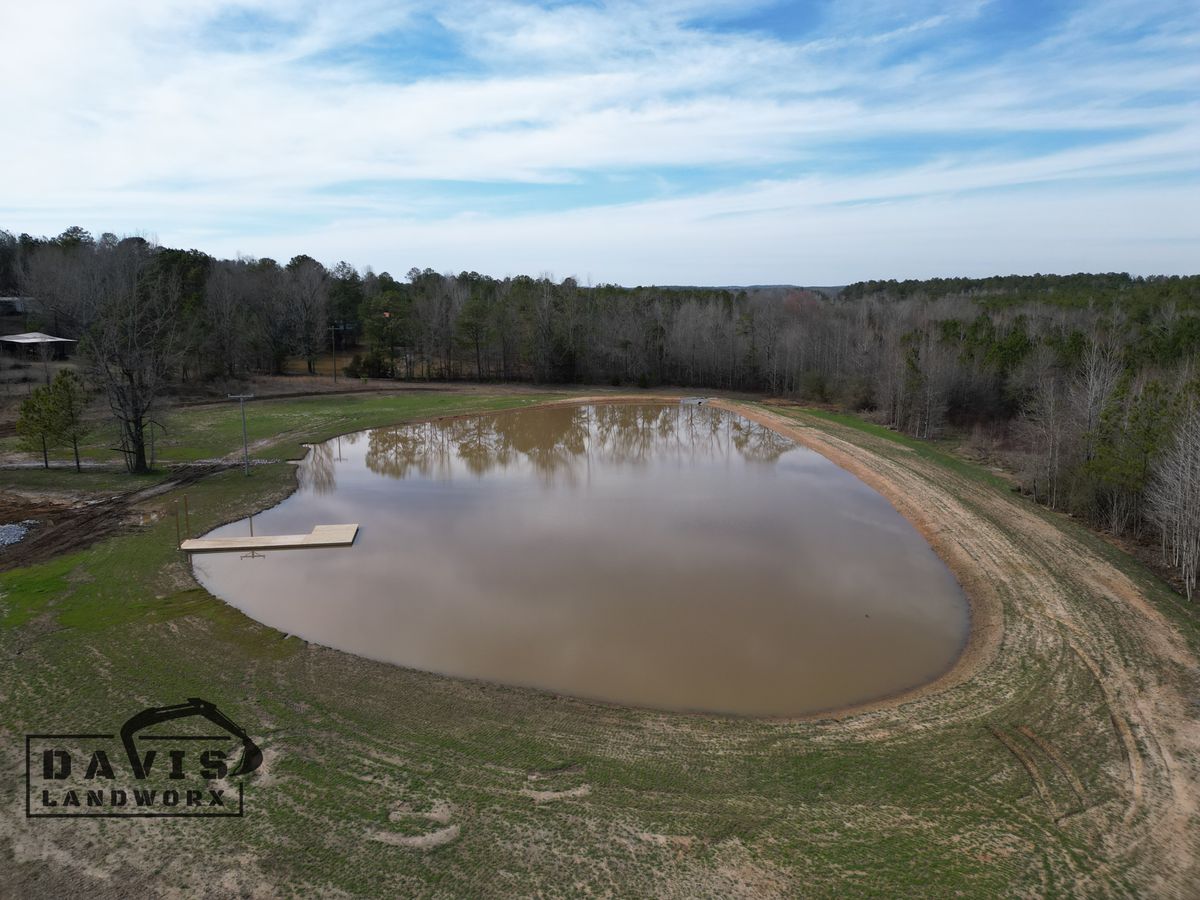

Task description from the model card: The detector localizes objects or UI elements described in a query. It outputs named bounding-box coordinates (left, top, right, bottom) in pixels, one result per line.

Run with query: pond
left=193, top=402, right=968, bottom=716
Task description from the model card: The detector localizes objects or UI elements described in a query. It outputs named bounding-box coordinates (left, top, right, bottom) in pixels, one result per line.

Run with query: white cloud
left=0, top=0, right=1196, bottom=281
left=181, top=173, right=1191, bottom=285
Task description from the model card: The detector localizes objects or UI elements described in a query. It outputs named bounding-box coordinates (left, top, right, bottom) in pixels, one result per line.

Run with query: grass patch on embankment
left=788, top=406, right=1011, bottom=490
left=0, top=466, right=169, bottom=493
left=1, top=392, right=1195, bottom=897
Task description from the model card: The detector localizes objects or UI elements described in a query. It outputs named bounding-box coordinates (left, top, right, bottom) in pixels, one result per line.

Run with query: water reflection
left=300, top=441, right=337, bottom=494
left=301, top=434, right=356, bottom=495
left=193, top=402, right=968, bottom=716
left=363, top=403, right=794, bottom=483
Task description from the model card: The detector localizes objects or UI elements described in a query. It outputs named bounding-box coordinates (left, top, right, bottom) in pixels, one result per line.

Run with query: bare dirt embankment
left=713, top=399, right=1200, bottom=896
left=0, top=464, right=242, bottom=572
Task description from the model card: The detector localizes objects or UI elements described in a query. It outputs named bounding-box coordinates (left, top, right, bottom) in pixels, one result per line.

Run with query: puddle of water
left=193, top=402, right=968, bottom=716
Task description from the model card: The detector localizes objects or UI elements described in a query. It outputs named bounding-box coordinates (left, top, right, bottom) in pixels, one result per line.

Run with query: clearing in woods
left=1, top=389, right=1197, bottom=897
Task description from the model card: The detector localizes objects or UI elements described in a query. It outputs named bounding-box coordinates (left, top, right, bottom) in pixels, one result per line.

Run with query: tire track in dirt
left=988, top=726, right=1060, bottom=820
left=1017, top=725, right=1087, bottom=807
left=0, top=463, right=237, bottom=572
left=1045, top=616, right=1144, bottom=825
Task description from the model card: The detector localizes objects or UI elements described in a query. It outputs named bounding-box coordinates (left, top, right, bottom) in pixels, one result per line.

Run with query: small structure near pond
left=1, top=331, right=77, bottom=384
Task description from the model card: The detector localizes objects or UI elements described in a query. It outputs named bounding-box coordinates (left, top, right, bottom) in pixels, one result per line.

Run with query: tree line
left=3, top=226, right=1199, bottom=597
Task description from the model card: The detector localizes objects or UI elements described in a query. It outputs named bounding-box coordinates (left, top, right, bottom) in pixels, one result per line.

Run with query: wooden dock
left=180, top=524, right=359, bottom=553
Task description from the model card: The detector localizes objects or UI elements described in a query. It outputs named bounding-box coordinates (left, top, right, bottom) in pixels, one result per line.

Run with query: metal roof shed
left=0, top=331, right=77, bottom=345
left=1, top=332, right=77, bottom=384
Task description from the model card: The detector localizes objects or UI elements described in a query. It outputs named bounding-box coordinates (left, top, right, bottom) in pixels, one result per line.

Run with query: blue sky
left=1, top=0, right=1197, bottom=284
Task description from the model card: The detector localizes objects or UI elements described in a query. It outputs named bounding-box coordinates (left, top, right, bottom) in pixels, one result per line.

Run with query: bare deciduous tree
left=1017, top=348, right=1070, bottom=509
left=287, top=256, right=330, bottom=374
left=85, top=239, right=180, bottom=473
left=203, top=260, right=254, bottom=378
left=1069, top=336, right=1122, bottom=461
left=1147, top=404, right=1200, bottom=600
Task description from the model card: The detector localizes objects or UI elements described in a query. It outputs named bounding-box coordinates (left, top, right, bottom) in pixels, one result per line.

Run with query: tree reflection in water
left=362, top=402, right=794, bottom=483
left=300, top=433, right=359, bottom=494
left=299, top=440, right=337, bottom=494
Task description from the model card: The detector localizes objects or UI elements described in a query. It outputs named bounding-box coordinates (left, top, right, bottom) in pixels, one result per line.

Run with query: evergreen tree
left=16, top=384, right=58, bottom=469
left=48, top=369, right=92, bottom=472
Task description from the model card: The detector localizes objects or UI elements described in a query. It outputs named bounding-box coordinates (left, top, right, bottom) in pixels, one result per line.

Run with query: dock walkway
left=180, top=524, right=359, bottom=553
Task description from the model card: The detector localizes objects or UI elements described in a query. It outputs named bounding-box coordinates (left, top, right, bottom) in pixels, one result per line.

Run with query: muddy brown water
left=193, top=402, right=968, bottom=716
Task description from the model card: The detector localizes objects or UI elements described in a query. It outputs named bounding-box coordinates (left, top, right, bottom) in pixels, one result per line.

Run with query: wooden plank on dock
left=181, top=524, right=359, bottom=553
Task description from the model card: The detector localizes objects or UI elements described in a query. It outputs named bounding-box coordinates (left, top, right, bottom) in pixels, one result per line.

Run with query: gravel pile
left=0, top=520, right=38, bottom=547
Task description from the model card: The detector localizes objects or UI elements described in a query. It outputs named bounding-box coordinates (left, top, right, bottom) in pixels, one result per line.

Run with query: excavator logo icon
left=120, top=698, right=263, bottom=779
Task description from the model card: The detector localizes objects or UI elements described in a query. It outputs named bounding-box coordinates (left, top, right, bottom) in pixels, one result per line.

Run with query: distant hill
left=839, top=273, right=1200, bottom=312
left=801, top=286, right=845, bottom=299
left=632, top=284, right=845, bottom=296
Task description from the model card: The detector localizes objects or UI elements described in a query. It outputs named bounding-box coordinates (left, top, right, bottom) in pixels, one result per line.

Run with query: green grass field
left=3, top=390, right=564, bottom=470
left=2, top=390, right=1196, bottom=897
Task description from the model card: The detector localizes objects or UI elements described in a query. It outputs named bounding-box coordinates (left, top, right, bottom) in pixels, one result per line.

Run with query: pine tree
left=48, top=369, right=91, bottom=472
left=16, top=385, right=58, bottom=469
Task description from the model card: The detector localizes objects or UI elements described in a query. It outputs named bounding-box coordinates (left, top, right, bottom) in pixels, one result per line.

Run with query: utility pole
left=383, top=310, right=395, bottom=378
left=330, top=322, right=352, bottom=383
left=229, top=393, right=254, bottom=475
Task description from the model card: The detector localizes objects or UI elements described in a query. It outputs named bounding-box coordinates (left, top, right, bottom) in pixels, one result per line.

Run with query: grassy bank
left=2, top=391, right=1197, bottom=897
left=2, top=389, right=564, bottom=472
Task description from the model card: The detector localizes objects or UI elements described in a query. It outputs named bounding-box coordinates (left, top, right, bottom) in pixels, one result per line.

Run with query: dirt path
left=717, top=400, right=1200, bottom=896
left=0, top=463, right=240, bottom=571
